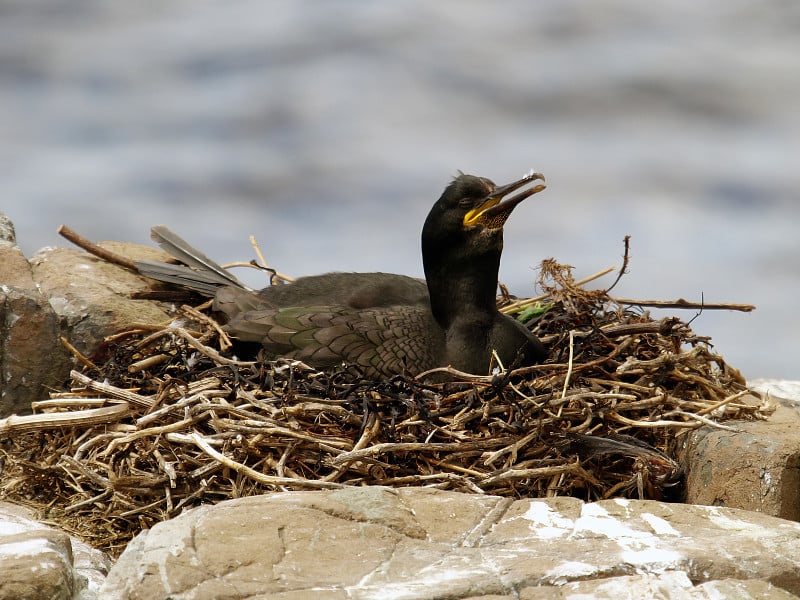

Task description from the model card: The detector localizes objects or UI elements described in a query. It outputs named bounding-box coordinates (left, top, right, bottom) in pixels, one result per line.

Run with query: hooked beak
left=463, top=172, right=546, bottom=229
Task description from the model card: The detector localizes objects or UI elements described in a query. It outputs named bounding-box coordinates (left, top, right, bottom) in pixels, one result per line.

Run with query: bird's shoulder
left=255, top=272, right=429, bottom=310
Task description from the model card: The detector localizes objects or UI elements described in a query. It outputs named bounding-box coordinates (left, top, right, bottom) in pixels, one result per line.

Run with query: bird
left=134, top=172, right=548, bottom=378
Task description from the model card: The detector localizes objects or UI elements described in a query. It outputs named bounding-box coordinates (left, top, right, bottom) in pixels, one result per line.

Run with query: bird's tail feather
left=135, top=225, right=252, bottom=297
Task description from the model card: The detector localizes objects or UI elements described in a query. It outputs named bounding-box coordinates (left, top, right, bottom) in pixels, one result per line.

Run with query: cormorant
left=135, top=172, right=547, bottom=378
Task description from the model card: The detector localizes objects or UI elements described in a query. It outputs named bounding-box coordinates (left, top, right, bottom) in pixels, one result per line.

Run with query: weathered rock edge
left=100, top=486, right=800, bottom=600
left=0, top=501, right=110, bottom=600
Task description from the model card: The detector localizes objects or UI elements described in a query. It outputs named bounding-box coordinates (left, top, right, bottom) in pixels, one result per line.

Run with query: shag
left=135, top=172, right=548, bottom=378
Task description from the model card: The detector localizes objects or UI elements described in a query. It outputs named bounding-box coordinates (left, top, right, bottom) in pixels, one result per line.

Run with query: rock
left=750, top=379, right=800, bottom=406
left=100, top=487, right=800, bottom=599
left=1, top=211, right=177, bottom=414
left=519, top=573, right=799, bottom=599
left=0, top=501, right=110, bottom=600
left=0, top=222, right=69, bottom=416
left=1, top=211, right=175, bottom=415
left=29, top=242, right=174, bottom=358
left=681, top=383, right=800, bottom=521
left=0, top=214, right=15, bottom=244
left=0, top=243, right=31, bottom=292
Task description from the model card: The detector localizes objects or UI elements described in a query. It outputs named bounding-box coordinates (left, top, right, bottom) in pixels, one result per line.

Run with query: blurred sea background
left=1, top=1, right=797, bottom=380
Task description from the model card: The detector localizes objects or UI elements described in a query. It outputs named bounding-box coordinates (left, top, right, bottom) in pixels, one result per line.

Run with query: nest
left=0, top=254, right=766, bottom=557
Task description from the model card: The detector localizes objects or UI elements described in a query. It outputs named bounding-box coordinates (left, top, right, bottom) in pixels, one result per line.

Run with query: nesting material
left=0, top=258, right=766, bottom=556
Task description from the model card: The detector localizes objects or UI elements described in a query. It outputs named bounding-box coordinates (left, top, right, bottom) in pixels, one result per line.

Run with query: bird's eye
left=458, top=198, right=475, bottom=208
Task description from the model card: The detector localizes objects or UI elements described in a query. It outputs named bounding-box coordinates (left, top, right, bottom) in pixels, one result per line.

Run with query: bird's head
left=422, top=171, right=546, bottom=267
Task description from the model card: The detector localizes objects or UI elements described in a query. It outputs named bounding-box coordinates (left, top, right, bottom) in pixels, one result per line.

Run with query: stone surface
left=0, top=502, right=110, bottom=600
left=681, top=381, right=800, bottom=521
left=0, top=214, right=15, bottom=244
left=518, top=573, right=799, bottom=599
left=100, top=487, right=800, bottom=600
left=751, top=379, right=800, bottom=406
left=0, top=236, right=69, bottom=416
left=1, top=212, right=176, bottom=414
left=29, top=242, right=174, bottom=358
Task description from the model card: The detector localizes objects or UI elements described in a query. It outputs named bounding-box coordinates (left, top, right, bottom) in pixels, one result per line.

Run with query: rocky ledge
left=3, top=487, right=800, bottom=599
left=1, top=213, right=798, bottom=599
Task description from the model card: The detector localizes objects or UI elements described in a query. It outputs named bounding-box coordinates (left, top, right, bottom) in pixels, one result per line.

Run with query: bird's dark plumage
left=135, top=172, right=547, bottom=378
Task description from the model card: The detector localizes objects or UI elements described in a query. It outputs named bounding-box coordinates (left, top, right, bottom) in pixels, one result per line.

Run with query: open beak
left=463, top=172, right=546, bottom=229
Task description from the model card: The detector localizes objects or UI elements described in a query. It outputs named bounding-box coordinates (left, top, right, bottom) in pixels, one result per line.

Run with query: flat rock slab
left=101, top=487, right=800, bottom=599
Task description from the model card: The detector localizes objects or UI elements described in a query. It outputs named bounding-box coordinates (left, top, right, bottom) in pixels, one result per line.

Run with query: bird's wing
left=225, top=304, right=444, bottom=378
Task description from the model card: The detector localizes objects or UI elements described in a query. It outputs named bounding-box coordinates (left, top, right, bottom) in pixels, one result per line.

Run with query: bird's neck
left=425, top=252, right=501, bottom=329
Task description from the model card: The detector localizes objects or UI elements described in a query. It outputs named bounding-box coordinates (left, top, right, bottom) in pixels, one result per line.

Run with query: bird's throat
left=425, top=253, right=501, bottom=329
